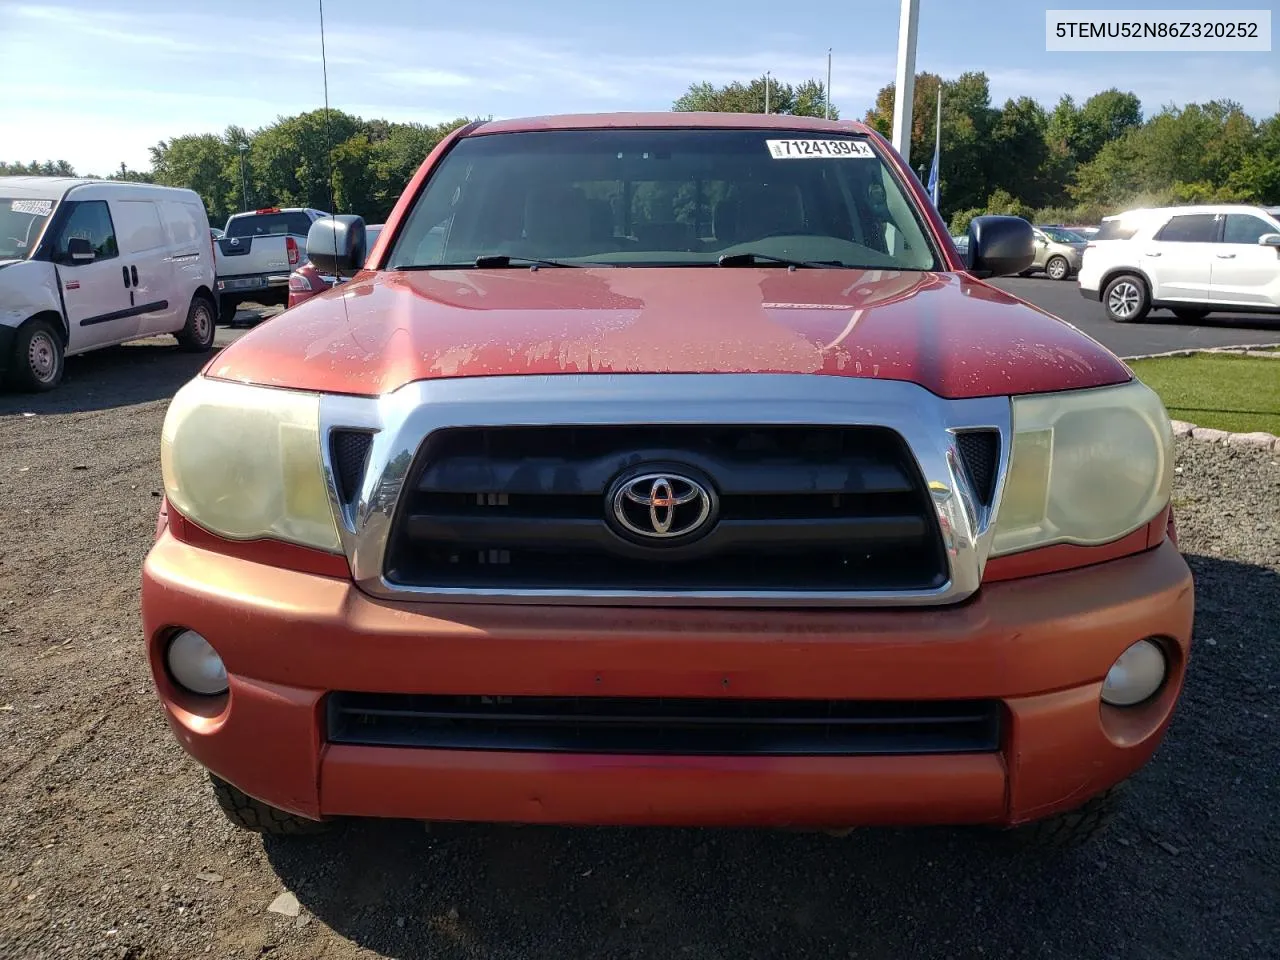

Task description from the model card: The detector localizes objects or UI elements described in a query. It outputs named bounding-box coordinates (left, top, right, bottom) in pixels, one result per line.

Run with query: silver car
left=1027, top=225, right=1088, bottom=280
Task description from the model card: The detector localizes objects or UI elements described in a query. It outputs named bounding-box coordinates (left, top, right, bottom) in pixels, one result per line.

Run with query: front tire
left=209, top=774, right=329, bottom=836
left=1045, top=255, right=1070, bottom=281
left=1103, top=274, right=1150, bottom=323
left=1002, top=783, right=1126, bottom=850
left=175, top=296, right=216, bottom=353
left=8, top=318, right=65, bottom=392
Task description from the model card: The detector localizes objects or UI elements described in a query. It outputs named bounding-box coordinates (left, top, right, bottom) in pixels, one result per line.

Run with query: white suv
left=1078, top=204, right=1280, bottom=323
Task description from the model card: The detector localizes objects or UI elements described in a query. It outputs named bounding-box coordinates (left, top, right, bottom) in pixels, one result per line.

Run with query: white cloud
left=3, top=1, right=1275, bottom=177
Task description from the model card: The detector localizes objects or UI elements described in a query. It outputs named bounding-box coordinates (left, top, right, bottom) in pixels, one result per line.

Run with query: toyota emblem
left=608, top=471, right=716, bottom=542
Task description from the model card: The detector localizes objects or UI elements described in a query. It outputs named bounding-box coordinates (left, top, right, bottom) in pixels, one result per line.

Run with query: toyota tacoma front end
left=141, top=113, right=1193, bottom=847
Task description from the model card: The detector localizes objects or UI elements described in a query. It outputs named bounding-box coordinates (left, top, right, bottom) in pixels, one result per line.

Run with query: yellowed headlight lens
left=161, top=377, right=341, bottom=552
left=991, top=380, right=1173, bottom=556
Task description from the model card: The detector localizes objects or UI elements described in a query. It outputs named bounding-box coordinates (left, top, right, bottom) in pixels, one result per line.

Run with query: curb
left=1121, top=343, right=1280, bottom=362
left=1121, top=345, right=1280, bottom=454
left=1170, top=420, right=1280, bottom=454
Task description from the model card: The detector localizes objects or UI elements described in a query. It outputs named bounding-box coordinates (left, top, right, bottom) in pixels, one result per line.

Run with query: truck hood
left=206, top=267, right=1132, bottom=399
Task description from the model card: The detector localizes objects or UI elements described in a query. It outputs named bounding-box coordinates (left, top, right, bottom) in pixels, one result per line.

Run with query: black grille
left=331, top=430, right=373, bottom=505
left=384, top=425, right=948, bottom=594
left=326, top=693, right=1003, bottom=756
left=956, top=430, right=1000, bottom=506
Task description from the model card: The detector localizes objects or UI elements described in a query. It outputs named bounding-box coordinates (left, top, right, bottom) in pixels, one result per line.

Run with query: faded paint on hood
left=205, top=267, right=1132, bottom=399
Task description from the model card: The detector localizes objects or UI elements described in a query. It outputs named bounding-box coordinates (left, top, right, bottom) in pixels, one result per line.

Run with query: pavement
left=226, top=279, right=1280, bottom=360
left=990, top=277, right=1280, bottom=356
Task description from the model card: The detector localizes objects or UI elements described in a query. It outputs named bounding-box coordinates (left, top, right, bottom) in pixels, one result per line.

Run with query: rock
left=1158, top=840, right=1180, bottom=856
left=446, top=906, right=459, bottom=921
left=195, top=872, right=223, bottom=883
left=267, top=892, right=300, bottom=918
left=1203, top=637, right=1217, bottom=646
left=1225, top=432, right=1278, bottom=449
left=1191, top=427, right=1230, bottom=443
left=1170, top=420, right=1195, bottom=438
left=295, top=914, right=311, bottom=929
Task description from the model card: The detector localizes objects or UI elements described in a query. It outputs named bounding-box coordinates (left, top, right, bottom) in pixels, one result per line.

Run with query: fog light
left=1101, top=639, right=1167, bottom=707
left=166, top=630, right=228, bottom=696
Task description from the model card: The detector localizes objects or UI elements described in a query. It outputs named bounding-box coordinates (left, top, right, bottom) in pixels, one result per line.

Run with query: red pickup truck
left=142, top=113, right=1193, bottom=848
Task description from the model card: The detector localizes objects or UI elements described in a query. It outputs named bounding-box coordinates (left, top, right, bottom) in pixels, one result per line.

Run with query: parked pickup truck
left=213, top=206, right=328, bottom=319
left=143, top=113, right=1193, bottom=850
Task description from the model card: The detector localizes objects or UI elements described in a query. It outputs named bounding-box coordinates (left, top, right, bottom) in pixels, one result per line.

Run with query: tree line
left=676, top=73, right=1279, bottom=231
left=6, top=70, right=1278, bottom=233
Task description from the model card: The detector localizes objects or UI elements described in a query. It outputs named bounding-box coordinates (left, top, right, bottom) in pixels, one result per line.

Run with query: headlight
left=161, top=377, right=341, bottom=552
left=991, top=379, right=1173, bottom=556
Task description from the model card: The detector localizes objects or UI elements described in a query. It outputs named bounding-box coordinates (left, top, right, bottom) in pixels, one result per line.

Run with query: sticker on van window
left=766, top=139, right=874, bottom=159
left=9, top=199, right=53, bottom=216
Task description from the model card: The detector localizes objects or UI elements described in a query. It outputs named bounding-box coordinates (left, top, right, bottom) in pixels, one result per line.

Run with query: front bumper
left=142, top=530, right=1194, bottom=829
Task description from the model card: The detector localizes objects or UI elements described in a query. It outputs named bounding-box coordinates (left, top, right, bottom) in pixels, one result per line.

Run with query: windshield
left=1040, top=226, right=1086, bottom=244
left=226, top=211, right=314, bottom=238
left=387, top=129, right=941, bottom=271
left=0, top=197, right=56, bottom=259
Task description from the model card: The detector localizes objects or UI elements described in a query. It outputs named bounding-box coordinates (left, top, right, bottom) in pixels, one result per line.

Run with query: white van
left=0, top=177, right=218, bottom=391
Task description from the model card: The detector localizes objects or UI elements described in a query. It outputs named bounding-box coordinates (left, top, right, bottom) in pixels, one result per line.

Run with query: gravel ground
left=1, top=340, right=1277, bottom=960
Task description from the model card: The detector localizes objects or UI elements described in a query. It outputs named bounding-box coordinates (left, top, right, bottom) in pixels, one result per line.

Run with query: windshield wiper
left=717, top=252, right=845, bottom=269
left=474, top=255, right=580, bottom=269
left=388, top=256, right=582, bottom=271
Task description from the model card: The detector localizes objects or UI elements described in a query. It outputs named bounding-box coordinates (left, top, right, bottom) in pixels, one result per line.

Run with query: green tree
left=1228, top=113, right=1280, bottom=202
left=330, top=134, right=378, bottom=219
left=150, top=133, right=239, bottom=223
left=1072, top=100, right=1259, bottom=207
left=249, top=108, right=364, bottom=211
left=991, top=97, right=1055, bottom=208
left=673, top=77, right=838, bottom=118
left=864, top=72, right=999, bottom=217
left=1, top=160, right=77, bottom=176
left=1074, top=90, right=1143, bottom=163
left=106, top=162, right=155, bottom=183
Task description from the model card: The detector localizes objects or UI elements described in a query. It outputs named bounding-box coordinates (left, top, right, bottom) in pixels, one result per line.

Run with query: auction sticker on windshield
left=766, top=139, right=874, bottom=159
left=10, top=200, right=53, bottom=216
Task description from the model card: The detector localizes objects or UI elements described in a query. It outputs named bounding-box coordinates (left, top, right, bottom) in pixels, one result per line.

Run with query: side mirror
left=66, top=236, right=94, bottom=263
left=966, top=216, right=1034, bottom=278
left=1258, top=233, right=1280, bottom=248
left=306, top=215, right=367, bottom=278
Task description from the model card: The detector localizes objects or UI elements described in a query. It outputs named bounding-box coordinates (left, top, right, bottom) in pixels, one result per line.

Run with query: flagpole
left=826, top=48, right=832, bottom=120
left=934, top=83, right=942, bottom=205
left=891, top=0, right=921, bottom=166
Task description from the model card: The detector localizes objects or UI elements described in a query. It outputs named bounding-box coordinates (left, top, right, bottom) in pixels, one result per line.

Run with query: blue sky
left=2, top=0, right=1277, bottom=176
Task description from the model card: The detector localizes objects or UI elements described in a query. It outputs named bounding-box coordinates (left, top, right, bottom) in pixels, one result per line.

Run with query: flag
left=927, top=85, right=942, bottom=207
left=926, top=147, right=939, bottom=207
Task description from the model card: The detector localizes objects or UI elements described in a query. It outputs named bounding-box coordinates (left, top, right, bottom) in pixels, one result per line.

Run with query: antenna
left=318, top=0, right=335, bottom=218
left=317, top=0, right=350, bottom=323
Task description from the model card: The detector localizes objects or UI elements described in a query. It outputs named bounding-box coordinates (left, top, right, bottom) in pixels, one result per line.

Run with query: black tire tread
left=1004, top=783, right=1126, bottom=850
left=209, top=774, right=328, bottom=835
left=1103, top=273, right=1150, bottom=323
left=175, top=296, right=216, bottom=353
left=7, top=318, right=64, bottom=392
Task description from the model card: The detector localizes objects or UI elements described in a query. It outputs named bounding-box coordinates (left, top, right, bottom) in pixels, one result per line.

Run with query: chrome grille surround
left=315, top=373, right=1013, bottom=607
